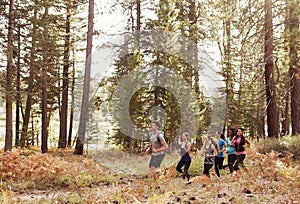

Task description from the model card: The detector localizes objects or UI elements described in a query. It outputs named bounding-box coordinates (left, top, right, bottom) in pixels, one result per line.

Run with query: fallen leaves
left=1, top=145, right=300, bottom=203
left=1, top=190, right=14, bottom=204
left=242, top=187, right=252, bottom=194
left=0, top=147, right=103, bottom=190
left=188, top=175, right=212, bottom=185
left=159, top=164, right=177, bottom=183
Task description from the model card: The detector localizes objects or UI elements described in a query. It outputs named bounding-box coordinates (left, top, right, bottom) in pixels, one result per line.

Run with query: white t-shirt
left=149, top=131, right=166, bottom=156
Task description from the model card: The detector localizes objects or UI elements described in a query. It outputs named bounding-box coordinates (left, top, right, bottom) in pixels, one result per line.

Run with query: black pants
left=176, top=159, right=191, bottom=178
left=203, top=163, right=213, bottom=178
left=214, top=156, right=224, bottom=177
left=227, top=154, right=236, bottom=173
left=233, top=154, right=246, bottom=171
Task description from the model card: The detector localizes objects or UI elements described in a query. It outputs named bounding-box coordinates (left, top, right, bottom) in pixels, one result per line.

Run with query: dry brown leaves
left=0, top=147, right=103, bottom=188
left=1, top=146, right=300, bottom=203
left=144, top=147, right=300, bottom=203
left=189, top=175, right=212, bottom=185
left=242, top=148, right=300, bottom=199
left=160, top=164, right=178, bottom=183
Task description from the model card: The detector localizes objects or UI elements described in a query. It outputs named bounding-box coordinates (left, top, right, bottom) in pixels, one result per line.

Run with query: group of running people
left=199, top=127, right=251, bottom=179
left=146, top=120, right=251, bottom=181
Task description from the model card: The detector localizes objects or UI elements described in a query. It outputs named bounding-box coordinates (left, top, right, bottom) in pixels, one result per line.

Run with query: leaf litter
left=0, top=146, right=299, bottom=203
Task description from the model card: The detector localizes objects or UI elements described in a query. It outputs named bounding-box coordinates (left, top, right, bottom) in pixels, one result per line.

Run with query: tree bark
left=31, top=112, right=35, bottom=145
left=224, top=6, right=235, bottom=129
left=127, top=0, right=141, bottom=154
left=41, top=5, right=49, bottom=153
left=74, top=0, right=94, bottom=155
left=20, top=1, right=38, bottom=147
left=15, top=24, right=21, bottom=147
left=188, top=0, right=200, bottom=96
left=68, top=50, right=76, bottom=147
left=59, top=0, right=71, bottom=148
left=289, top=0, right=300, bottom=135
left=136, top=0, right=140, bottom=32
left=5, top=0, right=14, bottom=152
left=264, top=0, right=279, bottom=138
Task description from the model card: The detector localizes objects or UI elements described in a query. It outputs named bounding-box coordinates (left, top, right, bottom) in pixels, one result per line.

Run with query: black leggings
left=214, top=156, right=224, bottom=177
left=203, top=163, right=213, bottom=178
left=176, top=159, right=191, bottom=178
left=227, top=154, right=237, bottom=173
left=233, top=154, right=246, bottom=171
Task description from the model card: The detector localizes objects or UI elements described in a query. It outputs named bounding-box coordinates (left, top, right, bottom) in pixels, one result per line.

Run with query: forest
left=0, top=0, right=300, bottom=203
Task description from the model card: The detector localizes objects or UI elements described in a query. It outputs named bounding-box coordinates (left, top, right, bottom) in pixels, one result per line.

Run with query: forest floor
left=0, top=145, right=300, bottom=204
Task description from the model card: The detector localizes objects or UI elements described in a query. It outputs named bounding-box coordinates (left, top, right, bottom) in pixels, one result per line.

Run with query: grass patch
left=188, top=153, right=203, bottom=176
left=90, top=148, right=181, bottom=175
left=57, top=174, right=72, bottom=188
left=55, top=193, right=82, bottom=204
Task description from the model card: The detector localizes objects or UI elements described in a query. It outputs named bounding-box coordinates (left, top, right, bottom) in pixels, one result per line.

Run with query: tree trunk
left=224, top=19, right=234, bottom=128
left=41, top=5, right=49, bottom=153
left=127, top=0, right=141, bottom=154
left=129, top=128, right=134, bottom=154
left=220, top=0, right=235, bottom=130
left=74, top=0, right=94, bottom=155
left=282, top=0, right=291, bottom=136
left=289, top=0, right=300, bottom=135
left=58, top=0, right=71, bottom=148
left=68, top=50, right=76, bottom=147
left=20, top=1, right=38, bottom=147
left=188, top=0, right=199, bottom=96
left=31, top=112, right=35, bottom=145
left=136, top=0, right=140, bottom=33
left=282, top=73, right=290, bottom=136
left=264, top=0, right=279, bottom=138
left=15, top=24, right=21, bottom=147
left=5, top=0, right=14, bottom=152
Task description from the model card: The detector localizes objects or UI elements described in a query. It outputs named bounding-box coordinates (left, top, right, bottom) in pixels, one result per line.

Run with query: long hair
left=228, top=128, right=236, bottom=137
left=237, top=127, right=244, bottom=135
left=237, top=127, right=244, bottom=132
left=220, top=133, right=225, bottom=140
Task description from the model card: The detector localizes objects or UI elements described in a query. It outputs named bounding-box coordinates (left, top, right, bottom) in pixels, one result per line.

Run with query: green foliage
left=113, top=192, right=127, bottom=204
left=187, top=154, right=203, bottom=176
left=0, top=0, right=298, bottom=156
left=98, top=174, right=120, bottom=184
left=101, top=0, right=213, bottom=153
left=23, top=180, right=38, bottom=190
left=55, top=192, right=82, bottom=204
left=76, top=173, right=93, bottom=188
left=57, top=174, right=72, bottom=188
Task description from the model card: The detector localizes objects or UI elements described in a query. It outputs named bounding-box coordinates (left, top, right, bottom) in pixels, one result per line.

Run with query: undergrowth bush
left=282, top=135, right=300, bottom=160
left=0, top=148, right=105, bottom=191
left=256, top=135, right=300, bottom=160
